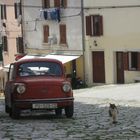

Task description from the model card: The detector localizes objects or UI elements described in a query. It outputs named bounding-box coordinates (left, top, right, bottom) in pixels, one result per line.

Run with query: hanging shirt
left=44, top=10, right=48, bottom=20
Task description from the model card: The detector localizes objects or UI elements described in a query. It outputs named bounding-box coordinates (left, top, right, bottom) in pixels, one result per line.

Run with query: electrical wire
left=2, top=3, right=140, bottom=9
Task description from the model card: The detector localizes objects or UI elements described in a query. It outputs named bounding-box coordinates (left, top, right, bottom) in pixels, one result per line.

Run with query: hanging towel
left=56, top=8, right=60, bottom=22
left=44, top=10, right=48, bottom=20
left=50, top=8, right=61, bottom=22
left=50, top=9, right=57, bottom=21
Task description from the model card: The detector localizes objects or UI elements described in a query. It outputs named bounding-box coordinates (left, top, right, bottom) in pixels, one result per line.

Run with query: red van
left=4, top=58, right=74, bottom=119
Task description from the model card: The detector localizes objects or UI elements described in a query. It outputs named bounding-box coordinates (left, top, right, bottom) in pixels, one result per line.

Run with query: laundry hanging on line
left=40, top=8, right=61, bottom=22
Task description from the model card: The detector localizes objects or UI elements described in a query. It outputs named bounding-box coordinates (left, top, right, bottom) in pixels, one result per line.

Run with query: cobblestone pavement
left=0, top=85, right=140, bottom=140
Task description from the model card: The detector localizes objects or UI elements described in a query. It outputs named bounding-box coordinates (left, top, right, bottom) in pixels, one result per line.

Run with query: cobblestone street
left=0, top=84, right=140, bottom=140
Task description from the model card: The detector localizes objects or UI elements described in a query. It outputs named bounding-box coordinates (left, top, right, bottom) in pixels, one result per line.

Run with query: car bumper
left=14, top=97, right=74, bottom=109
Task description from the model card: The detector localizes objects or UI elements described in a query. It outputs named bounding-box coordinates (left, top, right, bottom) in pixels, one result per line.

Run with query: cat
left=109, top=103, right=119, bottom=124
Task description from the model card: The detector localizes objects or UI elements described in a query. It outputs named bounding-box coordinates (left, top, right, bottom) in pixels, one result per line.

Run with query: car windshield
left=18, top=61, right=63, bottom=77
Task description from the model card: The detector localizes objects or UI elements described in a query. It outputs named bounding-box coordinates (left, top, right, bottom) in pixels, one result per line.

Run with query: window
left=43, top=25, right=49, bottom=43
left=59, top=24, right=66, bottom=44
left=123, top=52, right=140, bottom=71
left=2, top=36, right=8, bottom=52
left=18, top=62, right=62, bottom=77
left=42, top=0, right=50, bottom=8
left=14, top=2, right=22, bottom=19
left=54, top=0, right=67, bottom=8
left=1, top=4, right=6, bottom=20
left=129, top=52, right=138, bottom=70
left=16, top=37, right=24, bottom=53
left=86, top=15, right=103, bottom=36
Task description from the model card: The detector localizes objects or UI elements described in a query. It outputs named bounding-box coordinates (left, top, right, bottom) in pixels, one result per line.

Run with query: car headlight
left=62, top=83, right=71, bottom=93
left=16, top=83, right=26, bottom=94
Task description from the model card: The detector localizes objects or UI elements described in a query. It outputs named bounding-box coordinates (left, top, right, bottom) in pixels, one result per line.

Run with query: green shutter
left=0, top=44, right=3, bottom=61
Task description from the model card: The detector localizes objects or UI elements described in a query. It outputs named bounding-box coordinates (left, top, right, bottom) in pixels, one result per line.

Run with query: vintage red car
left=4, top=57, right=74, bottom=119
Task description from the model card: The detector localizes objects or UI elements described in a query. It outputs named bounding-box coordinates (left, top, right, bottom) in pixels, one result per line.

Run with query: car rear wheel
left=65, top=104, right=74, bottom=118
left=55, top=108, right=62, bottom=116
left=9, top=105, right=20, bottom=119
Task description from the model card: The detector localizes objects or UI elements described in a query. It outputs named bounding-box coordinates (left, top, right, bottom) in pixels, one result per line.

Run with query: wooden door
left=116, top=52, right=124, bottom=84
left=92, top=51, right=105, bottom=83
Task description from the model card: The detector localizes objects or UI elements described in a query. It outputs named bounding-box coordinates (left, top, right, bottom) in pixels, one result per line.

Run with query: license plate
left=32, top=103, right=57, bottom=109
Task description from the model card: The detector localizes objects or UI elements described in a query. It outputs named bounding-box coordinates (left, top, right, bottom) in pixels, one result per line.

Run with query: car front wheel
left=65, top=104, right=74, bottom=118
left=9, top=105, right=20, bottom=119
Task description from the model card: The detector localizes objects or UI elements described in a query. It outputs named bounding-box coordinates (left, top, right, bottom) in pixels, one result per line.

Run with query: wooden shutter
left=0, top=44, right=3, bottom=61
left=16, top=37, right=24, bottom=53
left=19, top=2, right=22, bottom=15
left=1, top=5, right=3, bottom=19
left=123, top=52, right=129, bottom=70
left=19, top=37, right=24, bottom=53
left=4, top=5, right=6, bottom=19
left=86, top=16, right=92, bottom=36
left=137, top=52, right=140, bottom=70
left=1, top=5, right=6, bottom=19
left=2, top=36, right=8, bottom=52
left=62, top=0, right=67, bottom=8
left=43, top=25, right=49, bottom=43
left=14, top=3, right=17, bottom=19
left=60, top=24, right=66, bottom=44
left=54, top=0, right=61, bottom=7
left=99, top=15, right=103, bottom=36
left=42, top=0, right=50, bottom=8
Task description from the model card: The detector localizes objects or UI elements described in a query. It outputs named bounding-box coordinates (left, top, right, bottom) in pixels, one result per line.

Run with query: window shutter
left=86, top=16, right=92, bottom=36
left=43, top=25, right=49, bottom=43
left=2, top=36, right=8, bottom=52
left=99, top=15, right=103, bottom=36
left=14, top=3, right=17, bottom=19
left=0, top=45, right=3, bottom=61
left=19, top=2, right=22, bottom=15
left=60, top=24, right=66, bottom=44
left=42, top=0, right=50, bottom=8
left=137, top=52, right=140, bottom=70
left=123, top=52, right=129, bottom=70
left=61, top=0, right=67, bottom=8
left=16, top=37, right=24, bottom=53
left=1, top=5, right=3, bottom=19
left=19, top=37, right=24, bottom=53
left=54, top=0, right=61, bottom=7
left=4, top=5, right=6, bottom=19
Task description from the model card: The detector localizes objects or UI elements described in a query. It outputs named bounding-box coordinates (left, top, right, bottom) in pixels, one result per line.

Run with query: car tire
left=65, top=104, right=74, bottom=118
left=9, top=105, right=20, bottom=119
left=5, top=105, right=10, bottom=113
left=55, top=108, right=62, bottom=116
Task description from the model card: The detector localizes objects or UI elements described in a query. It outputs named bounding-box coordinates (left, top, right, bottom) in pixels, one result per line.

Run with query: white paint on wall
left=85, top=1, right=140, bottom=84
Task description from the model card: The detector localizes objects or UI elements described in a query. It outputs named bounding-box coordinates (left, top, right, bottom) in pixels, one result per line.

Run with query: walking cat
left=109, top=103, right=119, bottom=124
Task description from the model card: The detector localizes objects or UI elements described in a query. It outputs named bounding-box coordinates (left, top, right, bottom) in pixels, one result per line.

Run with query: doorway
left=116, top=52, right=124, bottom=84
left=92, top=51, right=105, bottom=83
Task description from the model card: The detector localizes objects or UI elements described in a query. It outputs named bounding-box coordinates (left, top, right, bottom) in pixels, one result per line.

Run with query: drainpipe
left=20, top=0, right=25, bottom=54
left=81, top=0, right=86, bottom=85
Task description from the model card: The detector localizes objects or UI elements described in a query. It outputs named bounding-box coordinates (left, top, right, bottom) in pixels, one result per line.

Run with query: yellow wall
left=76, top=56, right=84, bottom=80
left=64, top=62, right=72, bottom=75
left=64, top=56, right=84, bottom=80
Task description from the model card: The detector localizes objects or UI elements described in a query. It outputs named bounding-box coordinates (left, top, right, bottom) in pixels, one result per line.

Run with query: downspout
left=81, top=0, right=86, bottom=85
left=20, top=0, right=25, bottom=54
